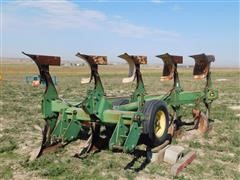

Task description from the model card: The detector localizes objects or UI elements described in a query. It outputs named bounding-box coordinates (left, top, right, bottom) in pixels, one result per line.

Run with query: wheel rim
left=154, top=110, right=166, bottom=138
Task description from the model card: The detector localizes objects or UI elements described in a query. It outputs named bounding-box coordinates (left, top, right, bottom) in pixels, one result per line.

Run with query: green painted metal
left=75, top=53, right=113, bottom=121
left=130, top=64, right=146, bottom=102
left=22, top=52, right=60, bottom=133
left=109, top=119, right=141, bottom=152
left=51, top=110, right=69, bottom=139
left=51, top=109, right=82, bottom=141
left=123, top=122, right=141, bottom=152
left=24, top=51, right=218, bottom=156
left=62, top=111, right=82, bottom=141
left=109, top=118, right=128, bottom=150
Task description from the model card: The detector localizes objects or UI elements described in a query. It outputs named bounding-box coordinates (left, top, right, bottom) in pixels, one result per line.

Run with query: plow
left=22, top=51, right=218, bottom=160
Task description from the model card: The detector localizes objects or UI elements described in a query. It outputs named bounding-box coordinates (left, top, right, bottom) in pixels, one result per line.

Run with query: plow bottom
left=192, top=109, right=209, bottom=133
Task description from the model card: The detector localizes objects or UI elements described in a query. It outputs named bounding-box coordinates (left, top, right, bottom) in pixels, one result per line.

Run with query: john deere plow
left=22, top=51, right=218, bottom=160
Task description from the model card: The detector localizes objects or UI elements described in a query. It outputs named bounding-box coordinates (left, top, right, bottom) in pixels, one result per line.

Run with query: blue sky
left=1, top=0, right=239, bottom=67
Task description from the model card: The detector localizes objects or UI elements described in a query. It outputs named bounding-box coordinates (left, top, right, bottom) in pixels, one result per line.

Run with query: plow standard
left=22, top=52, right=218, bottom=159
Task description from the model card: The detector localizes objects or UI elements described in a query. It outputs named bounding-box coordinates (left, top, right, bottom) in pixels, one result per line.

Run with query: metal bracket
left=123, top=122, right=141, bottom=152
left=109, top=117, right=141, bottom=153
left=52, top=109, right=82, bottom=142
left=109, top=118, right=128, bottom=151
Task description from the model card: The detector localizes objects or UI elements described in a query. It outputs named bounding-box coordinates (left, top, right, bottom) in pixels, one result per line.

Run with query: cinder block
left=171, top=151, right=197, bottom=176
left=163, top=145, right=185, bottom=164
left=157, top=145, right=170, bottom=163
left=151, top=152, right=159, bottom=162
left=147, top=145, right=169, bottom=163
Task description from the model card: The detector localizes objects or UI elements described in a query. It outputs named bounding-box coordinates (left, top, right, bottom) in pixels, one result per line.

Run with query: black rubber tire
left=141, top=100, right=169, bottom=148
left=112, top=98, right=129, bottom=107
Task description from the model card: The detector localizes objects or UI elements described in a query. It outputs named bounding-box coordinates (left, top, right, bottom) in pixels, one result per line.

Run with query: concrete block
left=157, top=145, right=170, bottom=163
left=147, top=145, right=170, bottom=163
left=171, top=151, right=196, bottom=176
left=163, top=145, right=185, bottom=164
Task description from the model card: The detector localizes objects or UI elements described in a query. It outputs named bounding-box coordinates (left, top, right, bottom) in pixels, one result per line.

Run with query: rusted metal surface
left=22, top=52, right=60, bottom=94
left=22, top=51, right=60, bottom=66
left=29, top=123, right=62, bottom=160
left=118, top=53, right=147, bottom=83
left=156, top=53, right=183, bottom=81
left=192, top=109, right=209, bottom=133
left=76, top=52, right=107, bottom=65
left=190, top=54, right=215, bottom=79
left=119, top=53, right=147, bottom=65
left=76, top=52, right=107, bottom=84
left=75, top=123, right=108, bottom=158
left=157, top=53, right=183, bottom=64
left=41, top=143, right=63, bottom=156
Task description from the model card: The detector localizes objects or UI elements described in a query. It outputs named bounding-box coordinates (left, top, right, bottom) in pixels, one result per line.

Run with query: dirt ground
left=0, top=63, right=239, bottom=179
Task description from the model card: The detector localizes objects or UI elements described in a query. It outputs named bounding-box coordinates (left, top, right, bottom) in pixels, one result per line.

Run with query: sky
left=1, top=0, right=239, bottom=67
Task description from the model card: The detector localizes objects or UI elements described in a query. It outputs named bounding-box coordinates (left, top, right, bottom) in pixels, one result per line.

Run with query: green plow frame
left=23, top=51, right=218, bottom=159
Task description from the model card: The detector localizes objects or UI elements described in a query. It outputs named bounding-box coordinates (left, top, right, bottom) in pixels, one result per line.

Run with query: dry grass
left=0, top=63, right=239, bottom=179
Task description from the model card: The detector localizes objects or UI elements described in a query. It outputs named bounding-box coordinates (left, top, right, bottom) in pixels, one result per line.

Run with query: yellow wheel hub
left=154, top=110, right=166, bottom=138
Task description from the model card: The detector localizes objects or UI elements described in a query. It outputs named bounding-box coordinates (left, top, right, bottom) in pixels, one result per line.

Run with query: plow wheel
left=192, top=109, right=209, bottom=133
left=29, top=122, right=63, bottom=161
left=142, top=100, right=170, bottom=148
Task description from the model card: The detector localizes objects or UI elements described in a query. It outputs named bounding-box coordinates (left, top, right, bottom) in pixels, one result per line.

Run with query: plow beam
left=118, top=53, right=147, bottom=83
left=118, top=53, right=147, bottom=102
left=156, top=53, right=183, bottom=81
left=22, top=51, right=60, bottom=102
left=190, top=54, right=215, bottom=79
left=76, top=52, right=107, bottom=84
left=76, top=53, right=109, bottom=116
left=23, top=52, right=62, bottom=159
